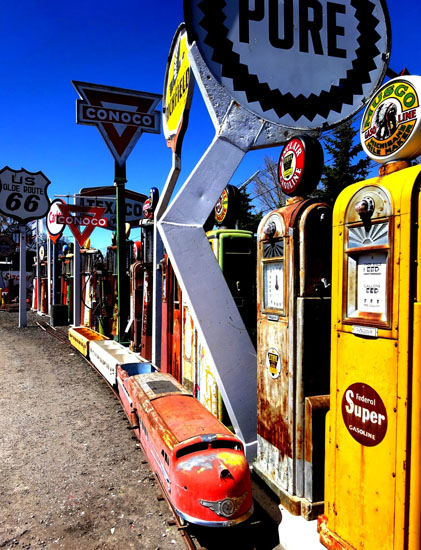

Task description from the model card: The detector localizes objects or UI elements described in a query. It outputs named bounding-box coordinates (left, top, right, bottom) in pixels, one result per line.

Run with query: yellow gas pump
left=319, top=75, right=421, bottom=550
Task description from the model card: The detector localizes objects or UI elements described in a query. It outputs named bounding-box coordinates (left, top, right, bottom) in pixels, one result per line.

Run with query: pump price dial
left=263, top=261, right=284, bottom=311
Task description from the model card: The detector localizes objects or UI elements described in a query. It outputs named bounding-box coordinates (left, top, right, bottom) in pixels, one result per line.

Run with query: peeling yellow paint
left=218, top=452, right=243, bottom=467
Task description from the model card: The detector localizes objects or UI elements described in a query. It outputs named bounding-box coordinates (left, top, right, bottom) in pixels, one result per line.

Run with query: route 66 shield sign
left=0, top=166, right=51, bottom=223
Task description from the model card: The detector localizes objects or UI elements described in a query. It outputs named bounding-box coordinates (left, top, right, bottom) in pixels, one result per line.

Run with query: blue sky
left=1, top=0, right=420, bottom=251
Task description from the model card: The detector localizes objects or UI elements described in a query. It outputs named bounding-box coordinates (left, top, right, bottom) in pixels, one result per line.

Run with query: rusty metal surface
left=317, top=515, right=356, bottom=550
left=304, top=395, right=330, bottom=505
left=182, top=301, right=196, bottom=393
left=256, top=200, right=332, bottom=515
left=160, top=256, right=183, bottom=382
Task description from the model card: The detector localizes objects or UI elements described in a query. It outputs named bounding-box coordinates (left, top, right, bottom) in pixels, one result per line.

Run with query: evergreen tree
left=237, top=187, right=263, bottom=232
left=315, top=121, right=373, bottom=204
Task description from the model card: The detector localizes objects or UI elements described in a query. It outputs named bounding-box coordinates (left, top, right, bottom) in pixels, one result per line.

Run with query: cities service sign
left=184, top=0, right=391, bottom=130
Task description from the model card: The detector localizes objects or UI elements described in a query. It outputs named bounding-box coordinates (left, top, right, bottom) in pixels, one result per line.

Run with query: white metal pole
left=18, top=224, right=27, bottom=328
left=73, top=194, right=81, bottom=327
left=47, top=236, right=51, bottom=316
left=36, top=220, right=41, bottom=312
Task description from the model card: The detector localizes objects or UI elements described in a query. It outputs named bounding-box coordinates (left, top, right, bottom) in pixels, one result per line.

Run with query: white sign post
left=18, top=225, right=26, bottom=327
left=0, top=167, right=51, bottom=327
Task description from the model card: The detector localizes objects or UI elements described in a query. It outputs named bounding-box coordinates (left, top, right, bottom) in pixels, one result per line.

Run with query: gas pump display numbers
left=347, top=250, right=389, bottom=322
left=356, top=252, right=387, bottom=315
left=263, top=261, right=284, bottom=311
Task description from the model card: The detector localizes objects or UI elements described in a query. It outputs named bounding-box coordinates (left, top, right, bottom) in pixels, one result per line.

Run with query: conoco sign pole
left=18, top=224, right=27, bottom=328
left=115, top=161, right=128, bottom=343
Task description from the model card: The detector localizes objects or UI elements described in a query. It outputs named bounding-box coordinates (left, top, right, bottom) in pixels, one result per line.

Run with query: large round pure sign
left=342, top=383, right=387, bottom=447
left=184, top=0, right=390, bottom=130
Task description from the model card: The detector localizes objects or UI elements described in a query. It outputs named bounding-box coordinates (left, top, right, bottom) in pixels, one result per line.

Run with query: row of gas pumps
left=34, top=71, right=421, bottom=549
left=256, top=146, right=421, bottom=550
left=33, top=162, right=421, bottom=550
left=128, top=154, right=421, bottom=549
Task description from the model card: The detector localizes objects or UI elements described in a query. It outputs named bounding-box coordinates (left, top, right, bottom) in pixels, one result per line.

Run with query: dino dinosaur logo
left=361, top=76, right=421, bottom=163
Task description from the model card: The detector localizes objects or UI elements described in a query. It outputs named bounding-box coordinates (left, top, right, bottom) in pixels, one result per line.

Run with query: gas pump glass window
left=262, top=239, right=285, bottom=313
left=345, top=221, right=390, bottom=326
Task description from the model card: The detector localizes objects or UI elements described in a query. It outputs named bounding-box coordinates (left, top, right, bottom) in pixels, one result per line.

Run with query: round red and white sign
left=342, top=382, right=388, bottom=447
left=46, top=199, right=66, bottom=244
left=277, top=136, right=323, bottom=196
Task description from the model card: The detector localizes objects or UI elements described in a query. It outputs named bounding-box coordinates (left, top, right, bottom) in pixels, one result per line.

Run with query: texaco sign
left=184, top=0, right=391, bottom=130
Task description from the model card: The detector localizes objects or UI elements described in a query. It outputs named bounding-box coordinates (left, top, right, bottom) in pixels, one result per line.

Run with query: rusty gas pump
left=129, top=188, right=158, bottom=359
left=254, top=136, right=331, bottom=520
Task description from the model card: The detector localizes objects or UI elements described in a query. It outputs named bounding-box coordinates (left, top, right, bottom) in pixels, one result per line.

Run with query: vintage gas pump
left=59, top=243, right=73, bottom=323
left=129, top=240, right=144, bottom=351
left=39, top=245, right=49, bottom=314
left=254, top=136, right=331, bottom=520
left=181, top=184, right=256, bottom=424
left=319, top=76, right=421, bottom=550
left=161, top=253, right=183, bottom=382
left=129, top=189, right=158, bottom=359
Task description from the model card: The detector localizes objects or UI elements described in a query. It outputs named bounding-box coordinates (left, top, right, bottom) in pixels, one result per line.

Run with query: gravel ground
left=0, top=310, right=186, bottom=550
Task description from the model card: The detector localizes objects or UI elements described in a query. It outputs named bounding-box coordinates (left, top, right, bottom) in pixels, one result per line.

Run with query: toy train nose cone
left=220, top=468, right=234, bottom=480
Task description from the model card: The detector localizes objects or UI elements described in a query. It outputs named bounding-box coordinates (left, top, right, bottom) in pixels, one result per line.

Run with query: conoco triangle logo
left=73, top=81, right=162, bottom=166
left=59, top=203, right=107, bottom=247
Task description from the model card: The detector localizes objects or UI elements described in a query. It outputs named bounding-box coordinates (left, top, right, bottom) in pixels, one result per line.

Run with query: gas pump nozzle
left=355, top=196, right=375, bottom=232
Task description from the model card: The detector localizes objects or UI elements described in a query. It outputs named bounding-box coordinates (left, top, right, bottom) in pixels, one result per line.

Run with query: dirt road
left=0, top=311, right=185, bottom=549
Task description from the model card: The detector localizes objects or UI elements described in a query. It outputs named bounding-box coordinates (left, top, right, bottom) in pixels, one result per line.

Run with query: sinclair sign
left=184, top=0, right=391, bottom=130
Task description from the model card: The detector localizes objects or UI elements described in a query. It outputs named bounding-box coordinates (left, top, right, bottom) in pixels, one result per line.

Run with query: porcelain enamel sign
left=184, top=0, right=390, bottom=130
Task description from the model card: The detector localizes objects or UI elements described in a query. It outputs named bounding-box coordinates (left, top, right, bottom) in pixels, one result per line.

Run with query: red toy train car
left=117, top=369, right=254, bottom=527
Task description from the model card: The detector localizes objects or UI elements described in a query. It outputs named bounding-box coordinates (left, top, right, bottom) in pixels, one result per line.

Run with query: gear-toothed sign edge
left=184, top=0, right=391, bottom=131
left=163, top=23, right=194, bottom=154
left=72, top=81, right=162, bottom=166
left=360, top=75, right=421, bottom=164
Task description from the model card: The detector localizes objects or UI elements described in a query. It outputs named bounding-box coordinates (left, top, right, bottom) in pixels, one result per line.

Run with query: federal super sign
left=73, top=81, right=162, bottom=166
left=184, top=0, right=391, bottom=130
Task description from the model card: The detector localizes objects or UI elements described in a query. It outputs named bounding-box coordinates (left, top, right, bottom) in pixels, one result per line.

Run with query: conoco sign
left=342, top=382, right=388, bottom=447
left=184, top=0, right=391, bottom=130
